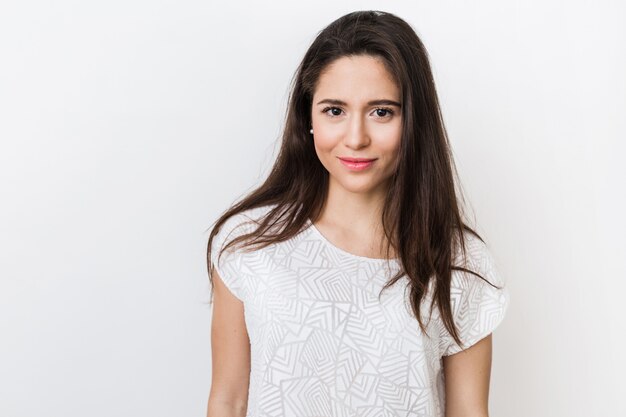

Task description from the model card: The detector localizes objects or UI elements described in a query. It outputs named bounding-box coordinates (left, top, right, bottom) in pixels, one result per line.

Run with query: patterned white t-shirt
left=210, top=204, right=510, bottom=417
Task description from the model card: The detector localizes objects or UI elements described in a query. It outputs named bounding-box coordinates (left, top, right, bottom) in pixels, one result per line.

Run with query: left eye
left=374, top=108, right=394, bottom=117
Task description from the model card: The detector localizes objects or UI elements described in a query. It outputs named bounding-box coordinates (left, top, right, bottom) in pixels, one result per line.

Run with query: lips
left=337, top=157, right=377, bottom=171
left=338, top=157, right=377, bottom=163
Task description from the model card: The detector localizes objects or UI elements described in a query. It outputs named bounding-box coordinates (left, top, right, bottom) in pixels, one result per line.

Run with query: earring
left=310, top=128, right=314, bottom=134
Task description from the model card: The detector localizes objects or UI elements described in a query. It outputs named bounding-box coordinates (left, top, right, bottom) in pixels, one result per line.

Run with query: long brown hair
left=206, top=10, right=502, bottom=351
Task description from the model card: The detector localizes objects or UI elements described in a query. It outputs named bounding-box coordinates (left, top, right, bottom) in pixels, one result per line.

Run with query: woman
left=206, top=10, right=510, bottom=417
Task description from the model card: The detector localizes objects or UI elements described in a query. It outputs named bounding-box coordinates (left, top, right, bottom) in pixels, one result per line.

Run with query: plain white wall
left=1, top=1, right=624, bottom=416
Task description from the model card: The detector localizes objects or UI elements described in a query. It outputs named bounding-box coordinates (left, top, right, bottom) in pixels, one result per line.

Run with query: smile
left=338, top=157, right=377, bottom=171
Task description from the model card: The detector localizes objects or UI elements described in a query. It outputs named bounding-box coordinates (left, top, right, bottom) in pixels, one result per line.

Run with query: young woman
left=206, top=10, right=510, bottom=417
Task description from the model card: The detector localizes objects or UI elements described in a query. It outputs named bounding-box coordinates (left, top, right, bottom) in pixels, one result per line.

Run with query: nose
left=343, top=115, right=370, bottom=149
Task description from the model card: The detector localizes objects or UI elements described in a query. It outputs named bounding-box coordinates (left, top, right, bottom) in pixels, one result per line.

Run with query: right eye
left=321, top=106, right=343, bottom=117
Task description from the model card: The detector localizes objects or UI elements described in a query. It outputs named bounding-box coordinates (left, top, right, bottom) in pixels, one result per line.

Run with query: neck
left=313, top=177, right=396, bottom=258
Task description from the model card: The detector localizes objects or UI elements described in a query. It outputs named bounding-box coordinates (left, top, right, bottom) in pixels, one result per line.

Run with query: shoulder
left=449, top=230, right=507, bottom=296
left=440, top=230, right=511, bottom=355
left=212, top=204, right=276, bottom=252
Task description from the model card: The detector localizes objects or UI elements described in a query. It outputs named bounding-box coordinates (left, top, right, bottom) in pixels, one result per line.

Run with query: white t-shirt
left=210, top=204, right=510, bottom=417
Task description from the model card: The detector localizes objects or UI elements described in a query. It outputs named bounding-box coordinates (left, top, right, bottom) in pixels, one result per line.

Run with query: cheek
left=377, top=126, right=402, bottom=169
left=312, top=126, right=340, bottom=154
left=375, top=124, right=402, bottom=152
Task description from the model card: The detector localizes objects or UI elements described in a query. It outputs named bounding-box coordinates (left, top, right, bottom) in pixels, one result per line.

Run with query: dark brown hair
left=206, top=10, right=502, bottom=351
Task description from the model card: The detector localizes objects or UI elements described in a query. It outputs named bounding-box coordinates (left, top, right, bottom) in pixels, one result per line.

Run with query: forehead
left=313, top=55, right=400, bottom=101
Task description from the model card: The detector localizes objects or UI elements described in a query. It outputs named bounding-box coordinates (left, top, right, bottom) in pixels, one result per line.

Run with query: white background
left=1, top=1, right=624, bottom=416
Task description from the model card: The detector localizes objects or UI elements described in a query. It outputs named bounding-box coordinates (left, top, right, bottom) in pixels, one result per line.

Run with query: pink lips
left=338, top=157, right=377, bottom=171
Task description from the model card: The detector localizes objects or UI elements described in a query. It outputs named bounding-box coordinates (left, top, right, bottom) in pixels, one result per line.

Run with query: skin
left=207, top=53, right=494, bottom=417
left=443, top=335, right=493, bottom=417
left=310, top=54, right=402, bottom=259
left=206, top=272, right=249, bottom=417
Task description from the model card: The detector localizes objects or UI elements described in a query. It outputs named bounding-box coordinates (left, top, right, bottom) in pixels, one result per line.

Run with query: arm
left=442, top=334, right=493, bottom=417
left=206, top=268, right=251, bottom=417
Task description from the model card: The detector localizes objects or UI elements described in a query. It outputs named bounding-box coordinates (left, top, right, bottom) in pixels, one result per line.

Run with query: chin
left=332, top=175, right=383, bottom=194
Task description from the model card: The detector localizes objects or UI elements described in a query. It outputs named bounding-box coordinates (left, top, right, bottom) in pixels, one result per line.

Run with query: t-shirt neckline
left=305, top=218, right=400, bottom=264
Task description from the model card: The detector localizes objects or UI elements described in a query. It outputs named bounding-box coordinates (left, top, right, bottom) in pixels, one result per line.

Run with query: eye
left=320, top=106, right=396, bottom=118
left=321, top=106, right=343, bottom=117
left=373, top=107, right=394, bottom=118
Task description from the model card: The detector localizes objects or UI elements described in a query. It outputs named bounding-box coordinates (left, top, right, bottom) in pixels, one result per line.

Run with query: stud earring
left=310, top=128, right=314, bottom=134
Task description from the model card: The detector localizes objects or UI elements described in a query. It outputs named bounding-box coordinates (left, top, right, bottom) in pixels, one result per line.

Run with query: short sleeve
left=440, top=234, right=511, bottom=356
left=210, top=213, right=252, bottom=302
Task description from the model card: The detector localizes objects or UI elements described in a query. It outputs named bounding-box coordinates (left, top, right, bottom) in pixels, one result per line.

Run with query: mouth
left=337, top=157, right=377, bottom=163
left=337, top=157, right=377, bottom=171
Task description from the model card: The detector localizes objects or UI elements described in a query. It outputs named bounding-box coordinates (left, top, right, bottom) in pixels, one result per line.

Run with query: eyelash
left=321, top=106, right=395, bottom=118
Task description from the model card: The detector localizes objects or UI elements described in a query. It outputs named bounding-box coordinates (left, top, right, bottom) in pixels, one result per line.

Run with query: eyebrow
left=316, top=98, right=402, bottom=107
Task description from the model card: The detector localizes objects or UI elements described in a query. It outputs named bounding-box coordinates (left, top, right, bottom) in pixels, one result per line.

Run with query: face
left=310, top=54, right=402, bottom=198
